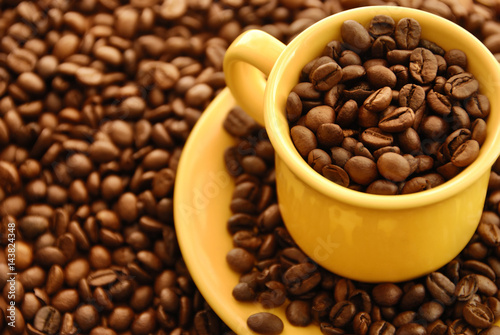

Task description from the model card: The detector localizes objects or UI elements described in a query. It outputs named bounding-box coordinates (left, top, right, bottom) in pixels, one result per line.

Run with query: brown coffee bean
left=463, top=302, right=494, bottom=329
left=341, top=20, right=372, bottom=52
left=364, top=87, right=393, bottom=113
left=369, top=320, right=395, bottom=335
left=330, top=301, right=357, bottom=328
left=109, top=306, right=134, bottom=332
left=247, top=312, right=284, bottom=335
left=359, top=127, right=393, bottom=150
left=283, top=262, right=321, bottom=295
left=51, top=289, right=80, bottom=312
left=7, top=48, right=37, bottom=73
left=370, top=283, right=403, bottom=307
left=65, top=258, right=90, bottom=287
left=226, top=248, right=255, bottom=273
left=286, top=300, right=312, bottom=327
left=344, top=156, right=378, bottom=185
left=426, top=272, right=456, bottom=306
left=465, top=94, right=490, bottom=119
left=378, top=107, right=415, bottom=133
left=34, top=306, right=61, bottom=335
left=366, top=65, right=397, bottom=89
left=377, top=152, right=411, bottom=182
left=87, top=268, right=118, bottom=287
left=394, top=18, right=421, bottom=50
left=409, top=47, right=438, bottom=84
left=451, top=139, right=480, bottom=167
left=310, top=59, right=343, bottom=91
left=369, top=15, right=396, bottom=37
left=46, top=265, right=64, bottom=295
left=395, top=323, right=426, bottom=335
left=336, top=99, right=359, bottom=128
left=445, top=72, right=479, bottom=100
left=74, top=304, right=99, bottom=332
left=291, top=125, right=317, bottom=157
left=401, top=176, right=432, bottom=194
left=445, top=49, right=467, bottom=69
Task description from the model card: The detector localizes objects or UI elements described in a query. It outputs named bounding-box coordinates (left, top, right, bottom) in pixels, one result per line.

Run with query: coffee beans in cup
left=287, top=15, right=490, bottom=194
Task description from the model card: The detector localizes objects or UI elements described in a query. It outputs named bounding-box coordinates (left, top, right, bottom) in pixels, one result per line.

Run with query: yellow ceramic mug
left=223, top=6, right=500, bottom=283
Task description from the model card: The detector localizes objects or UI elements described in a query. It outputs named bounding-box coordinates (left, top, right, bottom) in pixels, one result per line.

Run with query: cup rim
left=264, top=6, right=500, bottom=210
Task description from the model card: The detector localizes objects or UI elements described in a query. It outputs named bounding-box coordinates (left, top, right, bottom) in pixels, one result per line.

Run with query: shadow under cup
left=262, top=7, right=500, bottom=282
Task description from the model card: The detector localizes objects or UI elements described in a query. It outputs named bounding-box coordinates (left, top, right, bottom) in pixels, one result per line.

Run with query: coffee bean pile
left=288, top=15, right=490, bottom=195
left=224, top=106, right=500, bottom=335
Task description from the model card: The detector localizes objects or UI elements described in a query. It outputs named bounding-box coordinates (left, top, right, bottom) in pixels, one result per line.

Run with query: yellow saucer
left=174, top=88, right=323, bottom=334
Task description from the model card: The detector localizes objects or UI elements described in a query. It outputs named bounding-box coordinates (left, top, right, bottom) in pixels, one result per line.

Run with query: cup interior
left=264, top=6, right=500, bottom=209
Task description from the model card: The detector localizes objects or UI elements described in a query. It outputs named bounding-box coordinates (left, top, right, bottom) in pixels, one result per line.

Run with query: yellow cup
left=223, top=6, right=500, bottom=283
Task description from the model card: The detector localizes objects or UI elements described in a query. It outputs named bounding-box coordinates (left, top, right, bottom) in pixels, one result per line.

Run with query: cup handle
left=223, top=30, right=286, bottom=126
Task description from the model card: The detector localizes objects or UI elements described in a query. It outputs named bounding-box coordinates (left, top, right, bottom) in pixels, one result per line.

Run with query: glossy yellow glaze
left=223, top=6, right=500, bottom=282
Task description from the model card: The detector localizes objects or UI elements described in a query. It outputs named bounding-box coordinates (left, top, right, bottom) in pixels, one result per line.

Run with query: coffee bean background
left=1, top=0, right=500, bottom=334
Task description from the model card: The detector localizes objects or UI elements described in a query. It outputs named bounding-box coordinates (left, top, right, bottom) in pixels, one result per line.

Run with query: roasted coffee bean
left=353, top=311, right=372, bottom=335
left=344, top=156, right=378, bottom=185
left=33, top=306, right=61, bottom=335
left=455, top=274, right=479, bottom=301
left=290, top=125, right=317, bottom=157
left=463, top=302, right=494, bottom=329
left=369, top=320, right=396, bottom=335
left=226, top=248, right=255, bottom=273
left=74, top=304, right=100, bottom=332
left=310, top=59, right=343, bottom=91
left=369, top=15, right=396, bottom=37
left=445, top=72, right=480, bottom=100
left=364, top=87, right=393, bottom=113
left=394, top=18, right=421, bottom=50
left=330, top=301, right=357, bottom=328
left=286, top=300, right=312, bottom=327
left=409, top=47, right=438, bottom=84
left=372, top=283, right=403, bottom=307
left=426, top=272, right=456, bottom=306
left=341, top=20, right=372, bottom=52
left=247, top=312, right=284, bottom=335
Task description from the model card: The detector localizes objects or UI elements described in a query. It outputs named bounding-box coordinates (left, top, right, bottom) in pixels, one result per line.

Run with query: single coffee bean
left=372, top=283, right=403, bottom=307
left=378, top=107, right=415, bottom=133
left=369, top=15, right=396, bottom=37
left=394, top=18, right=421, bottom=50
left=353, top=311, right=372, bottom=335
left=282, top=262, right=321, bottom=295
left=329, top=301, right=357, bottom=328
left=444, top=72, right=479, bottom=100
left=344, top=156, right=378, bottom=186
left=409, top=47, right=438, bottom=84
left=74, top=304, right=100, bottom=332
left=455, top=274, right=479, bottom=301
left=465, top=94, right=490, bottom=118
left=290, top=125, right=317, bottom=157
left=364, top=86, right=393, bottom=112
left=310, top=59, right=343, bottom=91
left=426, top=272, right=456, bottom=306
left=451, top=139, right=480, bottom=167
left=247, top=312, right=284, bottom=335
left=286, top=300, right=312, bottom=327
left=33, top=306, right=61, bottom=335
left=87, top=268, right=118, bottom=287
left=226, top=248, right=255, bottom=274
left=366, top=65, right=397, bottom=89
left=51, top=289, right=80, bottom=312
left=463, top=302, right=494, bottom=329
left=369, top=320, right=396, bottom=335
left=341, top=20, right=372, bottom=52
